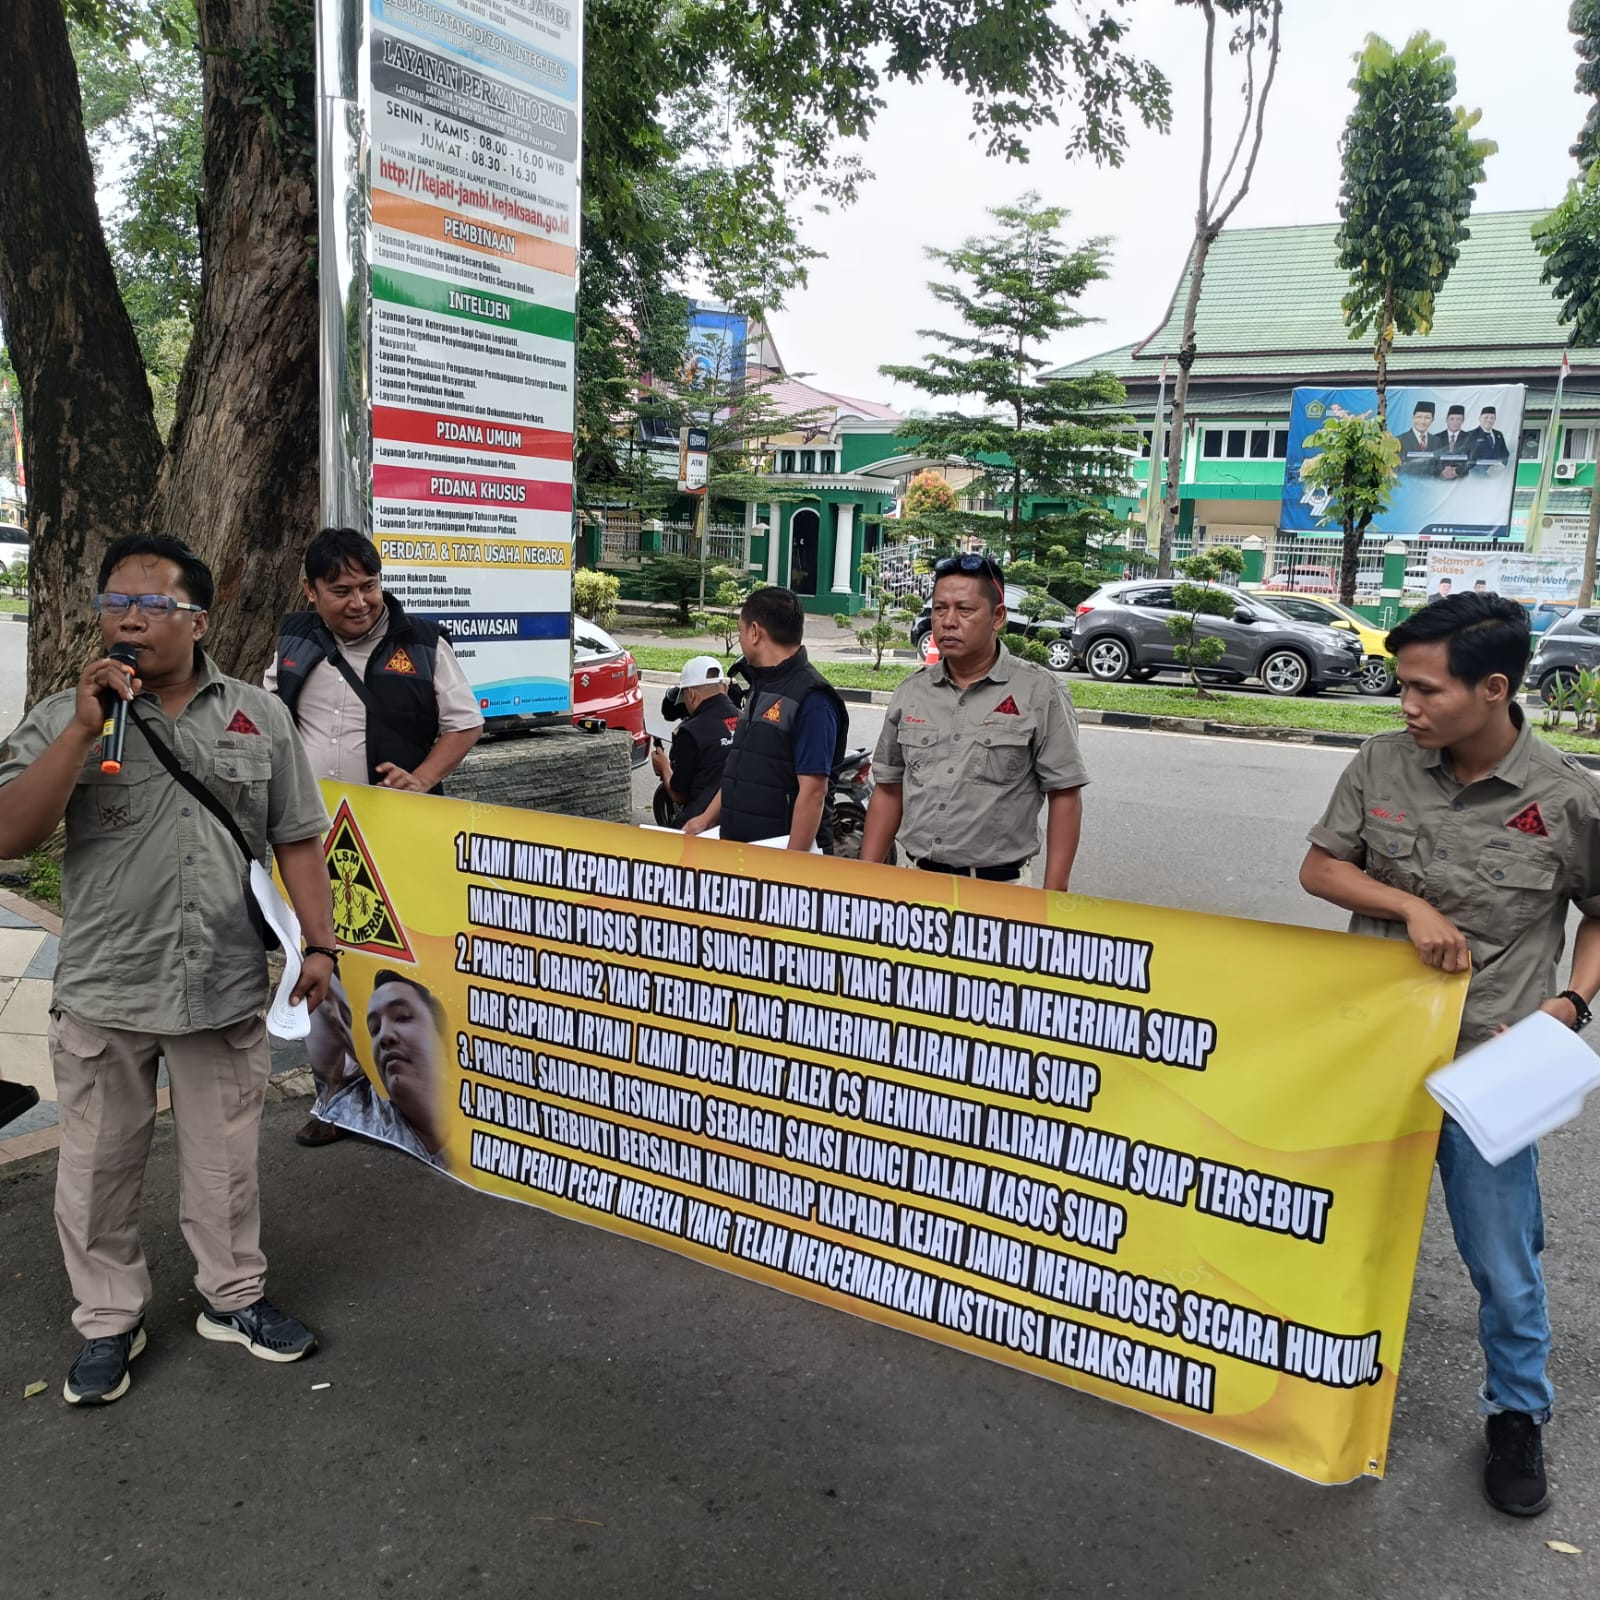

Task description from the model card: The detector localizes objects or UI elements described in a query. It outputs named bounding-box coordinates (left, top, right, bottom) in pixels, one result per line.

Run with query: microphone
left=98, top=643, right=141, bottom=775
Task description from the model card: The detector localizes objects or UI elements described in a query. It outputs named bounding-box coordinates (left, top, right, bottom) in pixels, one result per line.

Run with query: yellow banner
left=314, top=782, right=1466, bottom=1484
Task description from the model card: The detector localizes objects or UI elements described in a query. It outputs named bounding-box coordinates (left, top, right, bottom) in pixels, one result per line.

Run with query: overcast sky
left=768, top=1, right=1579, bottom=412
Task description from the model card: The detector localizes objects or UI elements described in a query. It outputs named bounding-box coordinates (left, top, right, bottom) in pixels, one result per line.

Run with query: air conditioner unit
left=1555, top=460, right=1579, bottom=479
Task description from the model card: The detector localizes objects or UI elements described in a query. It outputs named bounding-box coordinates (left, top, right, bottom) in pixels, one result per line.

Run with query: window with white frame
left=1201, top=425, right=1284, bottom=461
left=1561, top=426, right=1598, bottom=462
left=1519, top=427, right=1543, bottom=461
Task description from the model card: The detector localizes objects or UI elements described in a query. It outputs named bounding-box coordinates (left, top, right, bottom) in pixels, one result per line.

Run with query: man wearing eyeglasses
left=861, top=554, right=1087, bottom=889
left=0, top=535, right=337, bottom=1405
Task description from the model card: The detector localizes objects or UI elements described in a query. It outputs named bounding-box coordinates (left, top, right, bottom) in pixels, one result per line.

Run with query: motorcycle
left=826, top=746, right=893, bottom=862
left=653, top=665, right=895, bottom=861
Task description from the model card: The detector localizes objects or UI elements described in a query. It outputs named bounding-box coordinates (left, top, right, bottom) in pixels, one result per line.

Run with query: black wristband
left=302, top=944, right=341, bottom=966
left=1557, top=989, right=1591, bottom=1031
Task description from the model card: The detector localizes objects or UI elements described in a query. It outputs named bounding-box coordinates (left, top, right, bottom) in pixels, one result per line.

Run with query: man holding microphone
left=0, top=535, right=337, bottom=1405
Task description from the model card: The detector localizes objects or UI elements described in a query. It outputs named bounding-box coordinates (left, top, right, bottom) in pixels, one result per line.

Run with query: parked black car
left=1071, top=579, right=1364, bottom=696
left=1526, top=608, right=1600, bottom=702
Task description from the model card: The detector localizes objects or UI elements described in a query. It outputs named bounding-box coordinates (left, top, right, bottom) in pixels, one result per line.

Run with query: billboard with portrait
left=686, top=301, right=749, bottom=393
left=1281, top=385, right=1526, bottom=539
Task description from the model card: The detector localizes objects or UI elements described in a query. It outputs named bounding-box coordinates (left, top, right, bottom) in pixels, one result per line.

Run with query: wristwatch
left=1557, top=989, right=1592, bottom=1031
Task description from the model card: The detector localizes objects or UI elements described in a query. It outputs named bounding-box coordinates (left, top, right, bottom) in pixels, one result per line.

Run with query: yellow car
left=1255, top=591, right=1396, bottom=696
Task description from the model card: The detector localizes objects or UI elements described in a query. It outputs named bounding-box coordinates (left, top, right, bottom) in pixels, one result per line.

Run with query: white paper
left=640, top=823, right=820, bottom=854
left=250, top=860, right=310, bottom=1040
left=1426, top=1010, right=1600, bottom=1165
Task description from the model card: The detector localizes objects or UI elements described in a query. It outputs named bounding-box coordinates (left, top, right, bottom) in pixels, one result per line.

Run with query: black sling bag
left=130, top=706, right=281, bottom=951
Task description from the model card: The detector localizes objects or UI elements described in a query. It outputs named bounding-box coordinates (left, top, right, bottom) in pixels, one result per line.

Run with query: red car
left=573, top=617, right=648, bottom=762
left=1265, top=566, right=1337, bottom=595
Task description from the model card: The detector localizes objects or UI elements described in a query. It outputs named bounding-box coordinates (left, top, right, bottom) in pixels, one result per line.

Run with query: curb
left=2, top=610, right=26, bottom=623
left=641, top=668, right=897, bottom=707
left=0, top=1055, right=314, bottom=1168
left=1076, top=708, right=1370, bottom=752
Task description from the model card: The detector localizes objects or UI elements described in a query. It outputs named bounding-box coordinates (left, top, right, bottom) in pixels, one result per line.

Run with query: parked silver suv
left=1072, top=579, right=1363, bottom=696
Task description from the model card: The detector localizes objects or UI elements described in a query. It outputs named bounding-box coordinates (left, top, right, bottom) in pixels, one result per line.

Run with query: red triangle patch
left=225, top=710, right=261, bottom=735
left=993, top=696, right=1020, bottom=716
left=1505, top=802, right=1549, bottom=838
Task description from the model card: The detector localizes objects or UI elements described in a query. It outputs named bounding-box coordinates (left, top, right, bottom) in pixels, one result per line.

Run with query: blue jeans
left=1436, top=1116, right=1553, bottom=1423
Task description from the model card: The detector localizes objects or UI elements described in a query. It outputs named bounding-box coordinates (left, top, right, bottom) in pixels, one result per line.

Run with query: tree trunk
left=1580, top=481, right=1600, bottom=608
left=1339, top=516, right=1362, bottom=608
left=144, top=0, right=320, bottom=683
left=1374, top=283, right=1394, bottom=427
left=0, top=0, right=164, bottom=701
left=0, top=1, right=318, bottom=705
left=1158, top=230, right=1213, bottom=578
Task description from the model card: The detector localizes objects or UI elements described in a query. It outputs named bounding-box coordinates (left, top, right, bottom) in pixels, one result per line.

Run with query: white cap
left=678, top=655, right=726, bottom=689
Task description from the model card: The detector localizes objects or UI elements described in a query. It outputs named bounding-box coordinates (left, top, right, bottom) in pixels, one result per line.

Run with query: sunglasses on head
left=93, top=592, right=206, bottom=617
left=932, top=552, right=1004, bottom=600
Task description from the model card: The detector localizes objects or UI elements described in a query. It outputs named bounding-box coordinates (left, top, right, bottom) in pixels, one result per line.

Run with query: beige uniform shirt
left=872, top=643, right=1089, bottom=866
left=0, top=654, right=330, bottom=1033
left=1309, top=711, right=1600, bottom=1050
left=263, top=605, right=483, bottom=783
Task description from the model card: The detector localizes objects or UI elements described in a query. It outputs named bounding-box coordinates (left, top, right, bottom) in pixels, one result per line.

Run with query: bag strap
left=323, top=640, right=416, bottom=755
left=324, top=644, right=386, bottom=722
left=130, top=706, right=255, bottom=864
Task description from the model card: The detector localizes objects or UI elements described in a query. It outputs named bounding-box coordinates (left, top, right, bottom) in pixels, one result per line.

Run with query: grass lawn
left=625, top=645, right=1600, bottom=761
left=0, top=595, right=26, bottom=613
left=1067, top=682, right=1406, bottom=735
left=628, top=644, right=917, bottom=692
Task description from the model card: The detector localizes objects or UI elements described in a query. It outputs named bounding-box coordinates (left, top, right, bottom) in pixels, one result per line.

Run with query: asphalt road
left=636, top=696, right=1354, bottom=925
left=0, top=617, right=25, bottom=738
left=6, top=727, right=1600, bottom=1597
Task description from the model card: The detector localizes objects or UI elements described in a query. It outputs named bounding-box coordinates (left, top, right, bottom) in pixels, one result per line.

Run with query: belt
left=914, top=858, right=1027, bottom=882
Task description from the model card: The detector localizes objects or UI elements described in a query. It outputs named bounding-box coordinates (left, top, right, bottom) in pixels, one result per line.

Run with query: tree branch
left=1213, top=2, right=1283, bottom=231
left=1210, top=5, right=1258, bottom=207
left=1197, top=0, right=1217, bottom=222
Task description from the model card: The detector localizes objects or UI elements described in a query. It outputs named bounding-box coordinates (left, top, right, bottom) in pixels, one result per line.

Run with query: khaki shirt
left=263, top=604, right=483, bottom=784
left=872, top=643, right=1089, bottom=866
left=0, top=654, right=330, bottom=1034
left=1309, top=711, right=1600, bottom=1050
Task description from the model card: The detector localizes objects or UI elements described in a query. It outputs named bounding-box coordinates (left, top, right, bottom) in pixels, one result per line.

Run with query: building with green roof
left=1046, top=210, right=1599, bottom=586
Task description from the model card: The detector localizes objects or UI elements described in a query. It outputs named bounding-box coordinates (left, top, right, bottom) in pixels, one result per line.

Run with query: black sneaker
left=0, top=1080, right=40, bottom=1131
left=1484, top=1411, right=1552, bottom=1516
left=63, top=1323, right=146, bottom=1405
left=196, top=1297, right=317, bottom=1363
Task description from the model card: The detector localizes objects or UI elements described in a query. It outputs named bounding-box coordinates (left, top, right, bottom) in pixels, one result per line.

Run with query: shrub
left=572, top=569, right=620, bottom=628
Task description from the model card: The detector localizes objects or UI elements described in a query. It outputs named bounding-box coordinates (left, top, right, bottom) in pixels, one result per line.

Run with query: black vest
left=673, top=691, right=739, bottom=825
left=719, top=648, right=847, bottom=846
left=274, top=594, right=447, bottom=791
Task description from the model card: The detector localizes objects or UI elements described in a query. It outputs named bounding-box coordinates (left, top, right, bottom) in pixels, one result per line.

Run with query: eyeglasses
left=93, top=592, right=206, bottom=617
left=932, top=552, right=1005, bottom=600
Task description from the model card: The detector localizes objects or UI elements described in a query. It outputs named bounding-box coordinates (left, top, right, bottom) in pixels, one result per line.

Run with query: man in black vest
left=267, top=527, right=483, bottom=1145
left=267, top=528, right=483, bottom=794
left=684, top=588, right=846, bottom=851
left=651, top=655, right=740, bottom=828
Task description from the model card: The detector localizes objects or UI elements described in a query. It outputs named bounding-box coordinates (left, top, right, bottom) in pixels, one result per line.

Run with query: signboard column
left=316, top=0, right=584, bottom=718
